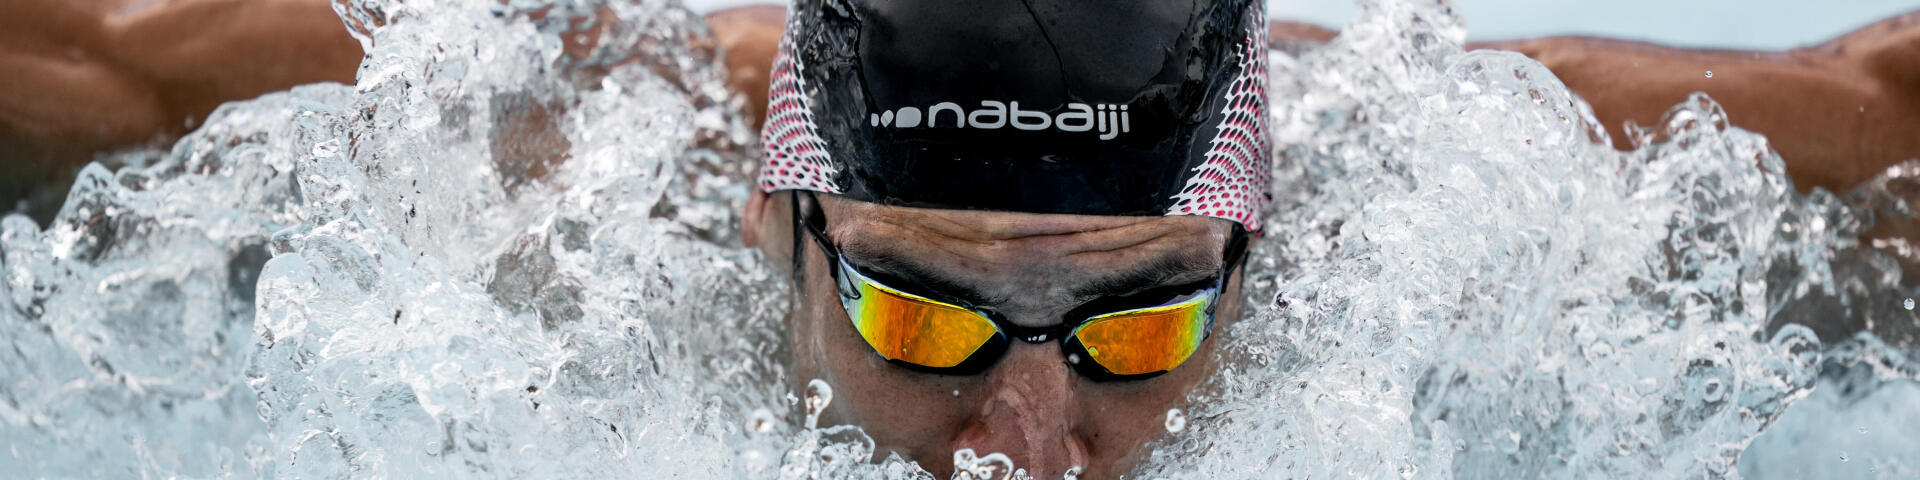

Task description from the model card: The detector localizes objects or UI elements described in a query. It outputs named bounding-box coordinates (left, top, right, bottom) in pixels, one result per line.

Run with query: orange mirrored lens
left=845, top=278, right=998, bottom=368
left=1071, top=296, right=1210, bottom=376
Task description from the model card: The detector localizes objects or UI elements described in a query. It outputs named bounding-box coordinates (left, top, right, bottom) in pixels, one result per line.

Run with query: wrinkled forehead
left=816, top=195, right=1233, bottom=321
left=820, top=195, right=1231, bottom=258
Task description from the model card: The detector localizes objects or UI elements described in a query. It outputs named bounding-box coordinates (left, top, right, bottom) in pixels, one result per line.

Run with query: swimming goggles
left=793, top=192, right=1249, bottom=381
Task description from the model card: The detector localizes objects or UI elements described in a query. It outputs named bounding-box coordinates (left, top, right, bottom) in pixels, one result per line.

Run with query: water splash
left=952, top=449, right=1025, bottom=480
left=1, top=0, right=1916, bottom=478
left=1129, top=1, right=1920, bottom=478
left=4, top=0, right=790, bottom=477
left=1165, top=408, right=1188, bottom=433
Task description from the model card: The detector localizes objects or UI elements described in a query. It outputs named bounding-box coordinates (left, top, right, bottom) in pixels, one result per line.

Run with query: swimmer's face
left=747, top=192, right=1242, bottom=479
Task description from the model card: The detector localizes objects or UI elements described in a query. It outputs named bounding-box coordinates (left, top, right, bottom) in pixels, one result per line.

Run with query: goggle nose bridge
left=997, top=318, right=1071, bottom=345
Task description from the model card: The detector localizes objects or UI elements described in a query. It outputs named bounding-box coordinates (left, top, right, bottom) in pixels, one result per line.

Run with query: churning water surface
left=3, top=0, right=1918, bottom=478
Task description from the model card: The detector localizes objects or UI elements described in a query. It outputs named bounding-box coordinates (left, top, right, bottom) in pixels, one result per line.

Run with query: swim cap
left=758, top=0, right=1270, bottom=231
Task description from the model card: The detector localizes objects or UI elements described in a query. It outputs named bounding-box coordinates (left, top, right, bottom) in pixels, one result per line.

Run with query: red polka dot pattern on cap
left=756, top=29, right=842, bottom=194
left=1167, top=8, right=1271, bottom=232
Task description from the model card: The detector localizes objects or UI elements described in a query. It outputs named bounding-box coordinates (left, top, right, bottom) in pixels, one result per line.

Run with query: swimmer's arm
left=1476, top=12, right=1920, bottom=193
left=0, top=0, right=360, bottom=169
left=706, top=5, right=787, bottom=130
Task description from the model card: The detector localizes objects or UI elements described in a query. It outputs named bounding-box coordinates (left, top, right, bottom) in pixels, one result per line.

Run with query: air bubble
left=748, top=409, right=778, bottom=433
left=804, top=379, right=833, bottom=430
left=951, top=449, right=1018, bottom=480
left=311, top=139, right=340, bottom=158
left=1165, top=408, right=1187, bottom=433
left=5, top=0, right=1915, bottom=479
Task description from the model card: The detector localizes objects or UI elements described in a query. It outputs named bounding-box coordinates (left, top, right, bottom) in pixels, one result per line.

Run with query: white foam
left=2, top=0, right=1916, bottom=478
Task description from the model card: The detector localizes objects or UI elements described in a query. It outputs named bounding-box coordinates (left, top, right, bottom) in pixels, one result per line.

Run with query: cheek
left=1076, top=330, right=1222, bottom=472
left=788, top=262, right=976, bottom=452
left=1216, top=270, right=1248, bottom=328
left=818, top=306, right=977, bottom=436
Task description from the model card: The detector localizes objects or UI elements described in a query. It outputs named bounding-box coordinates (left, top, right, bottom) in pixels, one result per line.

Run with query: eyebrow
left=1068, top=254, right=1217, bottom=299
left=845, top=253, right=1010, bottom=307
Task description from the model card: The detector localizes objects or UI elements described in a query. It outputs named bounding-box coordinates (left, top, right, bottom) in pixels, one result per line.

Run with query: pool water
left=2, top=0, right=1916, bottom=478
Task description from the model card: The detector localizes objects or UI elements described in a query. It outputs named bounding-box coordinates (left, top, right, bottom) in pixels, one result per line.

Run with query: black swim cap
left=758, top=0, right=1270, bottom=230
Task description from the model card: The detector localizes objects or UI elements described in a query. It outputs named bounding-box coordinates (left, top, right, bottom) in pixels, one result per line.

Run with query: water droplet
left=1704, top=70, right=1714, bottom=78
left=1858, top=426, right=1868, bottom=434
left=952, top=448, right=978, bottom=466
left=1165, top=408, right=1187, bottom=433
left=1839, top=451, right=1849, bottom=462
left=1498, top=430, right=1522, bottom=454
left=950, top=449, right=1018, bottom=480
left=1904, top=298, right=1913, bottom=310
left=803, top=379, right=833, bottom=430
left=1063, top=466, right=1084, bottom=480
left=311, top=139, right=341, bottom=158
left=1701, top=378, right=1725, bottom=402
left=748, top=408, right=778, bottom=433
left=951, top=389, right=960, bottom=397
left=1066, top=353, right=1081, bottom=365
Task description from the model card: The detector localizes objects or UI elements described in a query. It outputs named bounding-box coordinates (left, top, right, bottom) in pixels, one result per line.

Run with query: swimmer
left=5, top=1, right=1920, bottom=478
left=743, top=3, right=1271, bottom=477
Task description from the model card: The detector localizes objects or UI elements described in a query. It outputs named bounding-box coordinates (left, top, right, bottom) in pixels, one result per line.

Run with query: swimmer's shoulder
left=1, top=0, right=359, bottom=172
left=1472, top=10, right=1920, bottom=193
left=706, top=5, right=787, bottom=128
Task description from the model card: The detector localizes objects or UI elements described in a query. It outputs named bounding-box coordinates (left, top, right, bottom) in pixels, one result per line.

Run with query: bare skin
left=6, top=1, right=1920, bottom=478
left=1477, top=12, right=1920, bottom=192
left=0, top=0, right=360, bottom=170
left=0, top=0, right=360, bottom=221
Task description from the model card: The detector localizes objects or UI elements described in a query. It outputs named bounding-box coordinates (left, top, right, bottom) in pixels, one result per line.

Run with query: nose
left=949, top=344, right=1089, bottom=479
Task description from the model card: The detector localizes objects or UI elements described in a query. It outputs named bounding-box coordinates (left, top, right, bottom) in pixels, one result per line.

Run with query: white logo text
left=869, top=101, right=1132, bottom=140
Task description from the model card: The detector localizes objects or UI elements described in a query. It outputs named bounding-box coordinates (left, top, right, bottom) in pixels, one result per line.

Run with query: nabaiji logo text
left=868, top=101, right=1132, bottom=140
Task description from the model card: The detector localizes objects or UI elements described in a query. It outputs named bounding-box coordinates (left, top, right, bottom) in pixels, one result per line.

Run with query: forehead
left=818, top=195, right=1233, bottom=322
